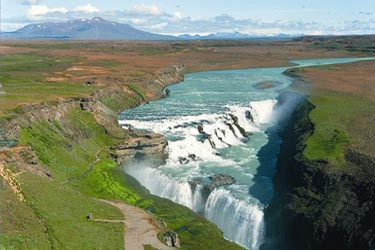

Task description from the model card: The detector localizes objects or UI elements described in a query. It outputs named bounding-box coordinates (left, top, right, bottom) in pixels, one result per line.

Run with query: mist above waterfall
left=122, top=96, right=286, bottom=249
left=118, top=58, right=374, bottom=250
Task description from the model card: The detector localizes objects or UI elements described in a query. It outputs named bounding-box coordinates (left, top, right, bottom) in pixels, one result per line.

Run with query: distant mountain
left=0, top=17, right=177, bottom=40
left=178, top=32, right=303, bottom=40
left=0, top=17, right=304, bottom=40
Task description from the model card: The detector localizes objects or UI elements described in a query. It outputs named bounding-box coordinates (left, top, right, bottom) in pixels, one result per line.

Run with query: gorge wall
left=262, top=100, right=375, bottom=250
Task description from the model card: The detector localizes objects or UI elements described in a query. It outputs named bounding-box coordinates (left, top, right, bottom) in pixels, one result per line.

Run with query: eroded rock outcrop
left=264, top=100, right=375, bottom=250
left=206, top=174, right=236, bottom=191
left=1, top=64, right=184, bottom=181
left=114, top=131, right=168, bottom=167
left=190, top=173, right=236, bottom=202
left=0, top=145, right=52, bottom=178
left=229, top=114, right=248, bottom=138
left=197, top=125, right=216, bottom=149
left=162, top=231, right=180, bottom=248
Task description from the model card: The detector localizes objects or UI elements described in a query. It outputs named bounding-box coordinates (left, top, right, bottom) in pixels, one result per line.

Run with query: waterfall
left=122, top=98, right=278, bottom=250
left=205, top=189, right=265, bottom=249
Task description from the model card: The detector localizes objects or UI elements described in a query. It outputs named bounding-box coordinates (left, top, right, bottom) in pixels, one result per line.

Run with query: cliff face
left=263, top=100, right=375, bottom=250
left=1, top=64, right=184, bottom=175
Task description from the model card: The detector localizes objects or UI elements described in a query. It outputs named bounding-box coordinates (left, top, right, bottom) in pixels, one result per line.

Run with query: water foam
left=205, top=188, right=265, bottom=249
left=121, top=99, right=279, bottom=249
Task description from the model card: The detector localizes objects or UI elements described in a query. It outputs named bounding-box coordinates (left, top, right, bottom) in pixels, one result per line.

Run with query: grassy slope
left=0, top=166, right=124, bottom=250
left=304, top=91, right=373, bottom=165
left=0, top=53, right=95, bottom=117
left=0, top=180, right=51, bottom=250
left=0, top=49, right=242, bottom=248
left=17, top=106, right=243, bottom=250
left=0, top=51, right=133, bottom=249
left=4, top=38, right=372, bottom=250
left=288, top=62, right=375, bottom=167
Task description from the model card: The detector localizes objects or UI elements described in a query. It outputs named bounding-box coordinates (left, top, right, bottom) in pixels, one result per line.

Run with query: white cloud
left=133, top=4, right=162, bottom=16
left=174, top=12, right=182, bottom=19
left=21, top=0, right=40, bottom=5
left=74, top=4, right=99, bottom=13
left=27, top=5, right=68, bottom=20
left=4, top=4, right=374, bottom=35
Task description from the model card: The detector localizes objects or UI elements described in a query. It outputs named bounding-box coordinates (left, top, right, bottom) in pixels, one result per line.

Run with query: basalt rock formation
left=114, top=132, right=168, bottom=167
left=190, top=174, right=236, bottom=202
left=0, top=64, right=184, bottom=179
left=162, top=231, right=180, bottom=248
left=263, top=100, right=375, bottom=250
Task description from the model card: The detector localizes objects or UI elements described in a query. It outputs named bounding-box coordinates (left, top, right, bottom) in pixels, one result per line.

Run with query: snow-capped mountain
left=1, top=17, right=177, bottom=40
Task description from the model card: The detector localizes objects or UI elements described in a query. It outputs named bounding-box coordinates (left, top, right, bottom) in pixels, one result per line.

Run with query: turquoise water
left=118, top=57, right=374, bottom=249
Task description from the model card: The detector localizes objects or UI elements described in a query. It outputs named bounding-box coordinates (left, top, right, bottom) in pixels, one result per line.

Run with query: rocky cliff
left=263, top=100, right=375, bottom=250
left=1, top=64, right=184, bottom=175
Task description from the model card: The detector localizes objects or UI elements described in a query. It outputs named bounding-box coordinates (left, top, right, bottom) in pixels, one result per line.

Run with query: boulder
left=245, top=110, right=254, bottom=123
left=197, top=125, right=204, bottom=134
left=229, top=114, right=248, bottom=138
left=206, top=174, right=236, bottom=191
left=79, top=98, right=93, bottom=111
left=197, top=125, right=216, bottom=149
left=115, top=132, right=168, bottom=167
left=162, top=231, right=180, bottom=248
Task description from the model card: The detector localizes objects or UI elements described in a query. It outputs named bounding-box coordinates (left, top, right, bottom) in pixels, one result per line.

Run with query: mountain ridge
left=0, top=17, right=177, bottom=40
left=1, top=17, right=304, bottom=40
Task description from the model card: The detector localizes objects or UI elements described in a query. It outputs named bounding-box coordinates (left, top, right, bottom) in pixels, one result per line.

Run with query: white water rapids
left=118, top=57, right=375, bottom=249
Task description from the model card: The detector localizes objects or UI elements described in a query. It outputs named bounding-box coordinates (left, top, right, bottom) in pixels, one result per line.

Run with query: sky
left=1, top=0, right=375, bottom=35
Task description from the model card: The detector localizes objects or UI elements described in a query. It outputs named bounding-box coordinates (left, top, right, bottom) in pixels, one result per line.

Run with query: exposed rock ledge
left=190, top=174, right=236, bottom=203
left=114, top=131, right=168, bottom=167
left=264, top=100, right=375, bottom=250
left=1, top=64, right=184, bottom=177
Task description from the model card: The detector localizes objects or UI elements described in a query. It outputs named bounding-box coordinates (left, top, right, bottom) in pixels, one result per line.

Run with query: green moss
left=304, top=91, right=373, bottom=166
left=143, top=244, right=159, bottom=250
left=139, top=47, right=183, bottom=56
left=19, top=108, right=113, bottom=180
left=99, top=90, right=143, bottom=112
left=127, top=84, right=145, bottom=100
left=0, top=53, right=78, bottom=83
left=84, top=59, right=122, bottom=69
left=0, top=181, right=51, bottom=250
left=0, top=52, right=96, bottom=112
left=18, top=106, right=243, bottom=250
left=19, top=172, right=124, bottom=250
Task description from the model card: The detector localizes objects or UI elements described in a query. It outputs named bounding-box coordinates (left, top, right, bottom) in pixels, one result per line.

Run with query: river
left=118, top=57, right=374, bottom=249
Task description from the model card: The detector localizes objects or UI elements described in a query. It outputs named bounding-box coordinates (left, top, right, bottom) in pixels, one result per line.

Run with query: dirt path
left=100, top=200, right=176, bottom=250
left=61, top=147, right=106, bottom=184
left=0, top=164, right=25, bottom=202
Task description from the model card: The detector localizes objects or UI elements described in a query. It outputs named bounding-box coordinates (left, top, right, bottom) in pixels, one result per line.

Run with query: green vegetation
left=19, top=108, right=114, bottom=181
left=139, top=47, right=183, bottom=56
left=143, top=244, right=159, bottom=250
left=304, top=91, right=373, bottom=165
left=99, top=88, right=144, bottom=112
left=307, top=36, right=375, bottom=54
left=0, top=181, right=51, bottom=250
left=0, top=53, right=95, bottom=112
left=7, top=42, right=93, bottom=50
left=0, top=53, right=78, bottom=83
left=19, top=172, right=124, bottom=250
left=16, top=106, right=243, bottom=250
left=83, top=59, right=122, bottom=69
left=127, top=84, right=145, bottom=100
left=0, top=168, right=123, bottom=250
left=0, top=82, right=95, bottom=111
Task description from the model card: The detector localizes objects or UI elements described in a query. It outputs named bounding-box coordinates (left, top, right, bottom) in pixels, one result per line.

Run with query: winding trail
left=61, top=147, right=106, bottom=184
left=100, top=200, right=176, bottom=250
left=59, top=145, right=174, bottom=249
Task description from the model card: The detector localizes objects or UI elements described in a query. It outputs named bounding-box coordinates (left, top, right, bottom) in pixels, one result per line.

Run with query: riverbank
left=263, top=60, right=375, bottom=250
left=0, top=63, right=244, bottom=250
left=1, top=38, right=374, bottom=249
